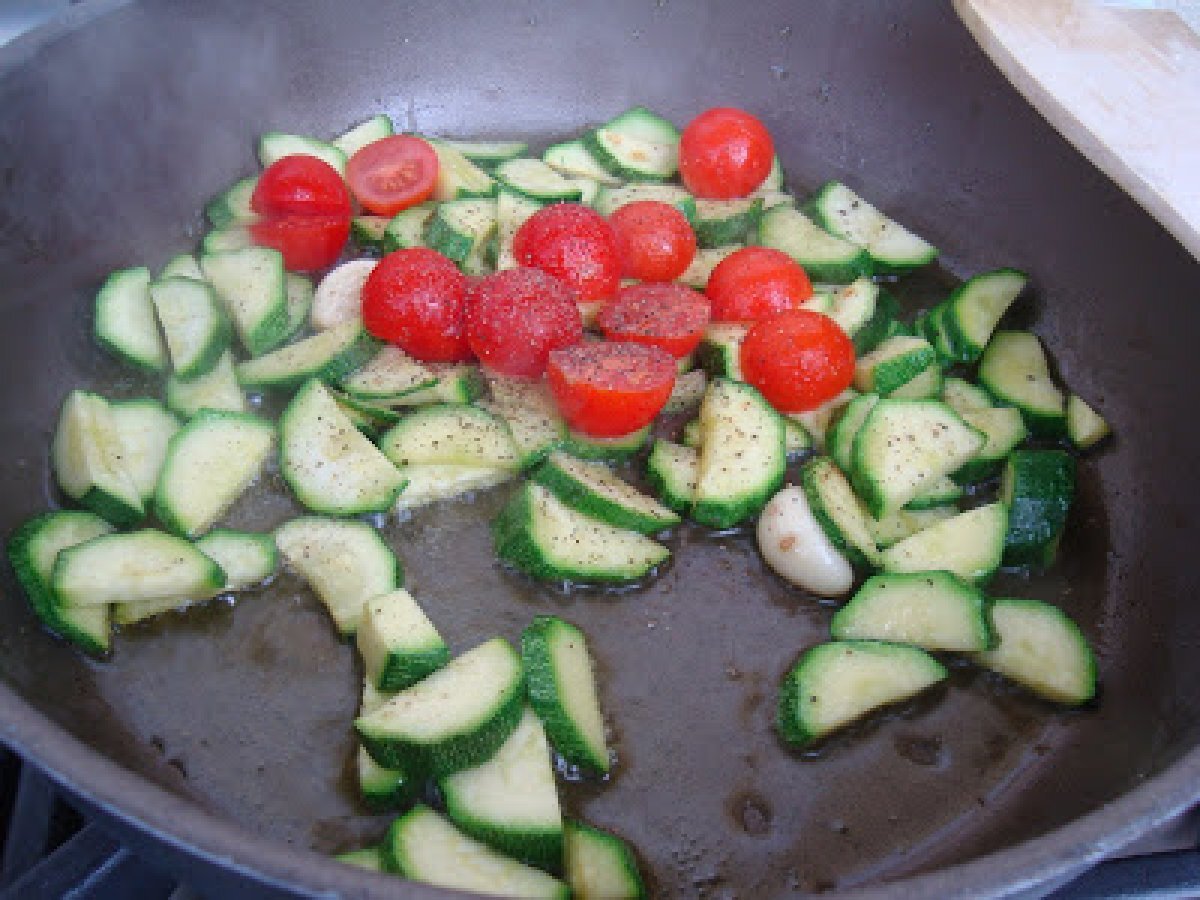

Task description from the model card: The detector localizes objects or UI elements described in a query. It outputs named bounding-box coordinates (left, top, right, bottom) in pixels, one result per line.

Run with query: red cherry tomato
left=739, top=310, right=855, bottom=413
left=346, top=135, right=439, bottom=217
left=251, top=154, right=352, bottom=218
left=249, top=155, right=351, bottom=270
left=360, top=248, right=472, bottom=362
left=608, top=200, right=697, bottom=282
left=596, top=282, right=711, bottom=358
left=547, top=342, right=677, bottom=438
left=678, top=107, right=775, bottom=199
left=512, top=203, right=621, bottom=303
left=465, top=268, right=584, bottom=378
left=249, top=215, right=350, bottom=272
left=706, top=246, right=812, bottom=322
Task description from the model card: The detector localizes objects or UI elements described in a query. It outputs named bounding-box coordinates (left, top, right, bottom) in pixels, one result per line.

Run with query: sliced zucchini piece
left=1001, top=449, right=1076, bottom=568
left=108, top=399, right=179, bottom=502
left=756, top=204, right=871, bottom=283
left=393, top=464, right=513, bottom=512
left=332, top=114, right=394, bottom=158
left=697, top=323, right=748, bottom=381
left=159, top=253, right=204, bottom=281
left=283, top=273, right=314, bottom=341
left=494, top=157, right=584, bottom=203
left=154, top=411, right=275, bottom=539
left=237, top=317, right=380, bottom=390
left=561, top=426, right=651, bottom=463
left=827, top=393, right=879, bottom=476
left=972, top=597, right=1097, bottom=705
left=440, top=706, right=564, bottom=871
left=1066, top=394, right=1111, bottom=450
left=952, top=405, right=1028, bottom=485
left=7, top=511, right=114, bottom=655
left=275, top=516, right=401, bottom=636
left=645, top=439, right=698, bottom=514
left=93, top=266, right=167, bottom=371
left=194, top=529, right=277, bottom=590
left=388, top=364, right=483, bottom=406
left=806, top=181, right=937, bottom=273
left=356, top=637, right=525, bottom=776
left=853, top=336, right=939, bottom=398
left=428, top=139, right=498, bottom=200
left=357, top=744, right=412, bottom=812
left=777, top=641, right=947, bottom=746
left=542, top=138, right=622, bottom=186
left=52, top=529, right=224, bottom=607
left=335, top=845, right=386, bottom=871
left=382, top=202, right=437, bottom=253
left=444, top=138, right=529, bottom=167
left=150, top=276, right=230, bottom=381
left=257, top=131, right=347, bottom=175
left=593, top=184, right=696, bottom=222
left=165, top=350, right=246, bottom=418
left=424, top=198, right=497, bottom=267
left=978, top=330, right=1067, bottom=436
left=382, top=805, right=568, bottom=898
left=279, top=379, right=407, bottom=516
left=481, top=375, right=567, bottom=469
left=693, top=197, right=763, bottom=248
left=868, top=505, right=958, bottom=549
left=564, top=821, right=647, bottom=900
left=494, top=189, right=545, bottom=270
left=201, top=225, right=254, bottom=254
left=830, top=571, right=993, bottom=651
left=51, top=390, right=144, bottom=526
left=201, top=247, right=290, bottom=357
left=678, top=245, right=741, bottom=290
left=692, top=379, right=786, bottom=529
left=357, top=588, right=449, bottom=691
left=850, top=399, right=984, bottom=518
left=350, top=215, right=390, bottom=251
left=583, top=106, right=680, bottom=182
left=522, top=615, right=610, bottom=774
left=798, top=456, right=880, bottom=568
left=493, top=482, right=668, bottom=584
left=339, top=345, right=437, bottom=401
left=310, top=259, right=376, bottom=331
left=533, top=451, right=679, bottom=535
left=940, top=269, right=1027, bottom=363
left=879, top=502, right=1008, bottom=585
left=205, top=175, right=258, bottom=229
left=379, top=404, right=520, bottom=470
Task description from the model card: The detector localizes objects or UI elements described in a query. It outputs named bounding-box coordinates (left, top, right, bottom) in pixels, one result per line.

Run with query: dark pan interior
left=1, top=1, right=1199, bottom=897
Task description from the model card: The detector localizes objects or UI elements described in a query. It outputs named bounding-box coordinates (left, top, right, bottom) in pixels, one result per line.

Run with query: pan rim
left=0, top=2, right=1196, bottom=897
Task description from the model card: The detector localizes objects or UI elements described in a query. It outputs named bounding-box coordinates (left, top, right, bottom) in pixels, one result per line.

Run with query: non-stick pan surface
left=1, top=2, right=1199, bottom=897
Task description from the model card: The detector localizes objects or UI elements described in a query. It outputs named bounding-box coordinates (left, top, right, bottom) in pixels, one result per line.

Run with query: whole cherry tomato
left=739, top=309, right=855, bottom=412
left=678, top=107, right=775, bottom=199
left=360, top=248, right=472, bottom=362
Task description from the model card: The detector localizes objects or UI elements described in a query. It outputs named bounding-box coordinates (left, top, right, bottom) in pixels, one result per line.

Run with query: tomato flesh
left=249, top=155, right=351, bottom=270
left=596, top=282, right=711, bottom=358
left=608, top=200, right=697, bottom=282
left=465, top=268, right=583, bottom=378
left=360, top=248, right=472, bottom=362
left=547, top=342, right=677, bottom=438
left=739, top=310, right=855, bottom=413
left=512, top=203, right=621, bottom=303
left=679, top=107, right=775, bottom=199
left=706, top=246, right=812, bottom=322
left=346, top=135, right=438, bottom=217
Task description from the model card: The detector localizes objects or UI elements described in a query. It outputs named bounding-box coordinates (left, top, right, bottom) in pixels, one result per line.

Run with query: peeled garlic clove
left=757, top=486, right=853, bottom=597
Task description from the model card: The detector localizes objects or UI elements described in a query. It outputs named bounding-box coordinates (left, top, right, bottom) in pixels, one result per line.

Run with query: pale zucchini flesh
left=393, top=465, right=514, bottom=512
left=564, top=821, right=647, bottom=900
left=831, top=571, right=993, bottom=651
left=880, top=502, right=1008, bottom=585
left=51, top=390, right=144, bottom=527
left=532, top=451, right=680, bottom=535
left=356, top=588, right=448, bottom=691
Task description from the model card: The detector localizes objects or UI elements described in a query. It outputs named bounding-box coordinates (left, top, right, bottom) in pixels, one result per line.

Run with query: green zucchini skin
left=1001, top=449, right=1076, bottom=567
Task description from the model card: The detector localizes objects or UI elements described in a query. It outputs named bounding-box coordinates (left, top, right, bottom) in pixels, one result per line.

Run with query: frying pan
left=1, top=1, right=1198, bottom=897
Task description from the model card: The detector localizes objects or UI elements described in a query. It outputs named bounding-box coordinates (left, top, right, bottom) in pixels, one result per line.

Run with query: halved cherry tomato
left=608, top=200, right=697, bottom=282
left=251, top=154, right=352, bottom=218
left=512, top=203, right=621, bottom=303
left=249, top=215, right=350, bottom=273
left=596, top=282, right=711, bottom=358
left=678, top=107, right=775, bottom=199
left=360, top=248, right=472, bottom=362
left=250, top=155, right=352, bottom=270
left=739, top=310, right=855, bottom=413
left=547, top=341, right=677, bottom=437
left=465, top=268, right=583, bottom=378
left=706, top=246, right=812, bottom=322
left=346, top=135, right=439, bottom=217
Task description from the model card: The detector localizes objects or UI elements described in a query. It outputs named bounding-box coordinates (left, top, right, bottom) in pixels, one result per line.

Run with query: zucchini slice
left=798, top=456, right=880, bottom=567
left=275, top=516, right=401, bottom=636
left=93, top=266, right=167, bottom=372
left=561, top=426, right=651, bottom=463
left=165, top=350, right=247, bottom=418
left=355, top=637, right=525, bottom=776
left=532, top=451, right=680, bottom=535
left=149, top=276, right=230, bottom=381
left=693, top=379, right=786, bottom=529
left=972, top=597, right=1097, bottom=705
left=645, top=440, right=698, bottom=514
left=978, top=330, right=1067, bottom=436
left=393, top=464, right=514, bottom=512
left=383, top=202, right=437, bottom=253
left=522, top=615, right=610, bottom=774
left=428, top=139, right=498, bottom=201
left=194, top=529, right=277, bottom=589
left=201, top=247, right=290, bottom=357
left=279, top=379, right=407, bottom=516
left=1067, top=393, right=1111, bottom=451
left=678, top=245, right=742, bottom=290
left=52, top=529, right=224, bottom=607
left=356, top=588, right=449, bottom=691
left=481, top=375, right=567, bottom=469
left=51, top=390, right=144, bottom=527
left=205, top=175, right=258, bottom=229
left=831, top=571, right=993, bottom=651
left=333, top=114, right=394, bottom=158
left=940, top=269, right=1027, bottom=363
left=440, top=706, right=564, bottom=871
left=806, top=181, right=937, bottom=274
left=564, top=821, right=647, bottom=900
left=108, top=399, right=180, bottom=502
left=879, top=502, right=1008, bottom=585
left=236, top=317, right=380, bottom=391
left=339, top=345, right=437, bottom=401
left=756, top=204, right=871, bottom=284
left=583, top=106, right=680, bottom=182
left=379, top=404, right=520, bottom=470
left=7, top=511, right=114, bottom=655
left=853, top=336, right=939, bottom=398
left=258, top=131, right=347, bottom=175
left=154, top=411, right=275, bottom=538
left=382, top=804, right=568, bottom=898
left=1001, top=449, right=1076, bottom=568
left=777, top=640, right=947, bottom=745
left=494, top=157, right=584, bottom=203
